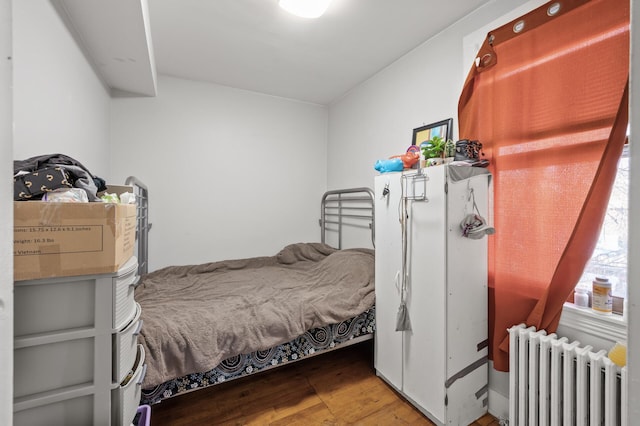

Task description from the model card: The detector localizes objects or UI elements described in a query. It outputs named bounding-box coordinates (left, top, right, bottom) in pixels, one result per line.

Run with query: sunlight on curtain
left=458, top=0, right=629, bottom=371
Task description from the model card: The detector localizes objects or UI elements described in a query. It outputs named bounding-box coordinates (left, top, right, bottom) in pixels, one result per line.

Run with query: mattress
left=135, top=242, right=375, bottom=395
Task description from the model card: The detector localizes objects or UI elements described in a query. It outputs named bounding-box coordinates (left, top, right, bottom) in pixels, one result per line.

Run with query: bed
left=123, top=178, right=376, bottom=405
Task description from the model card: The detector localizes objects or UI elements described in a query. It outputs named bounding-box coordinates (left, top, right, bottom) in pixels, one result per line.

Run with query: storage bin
left=14, top=256, right=138, bottom=337
left=134, top=404, right=151, bottom=426
left=13, top=259, right=142, bottom=425
left=113, top=303, right=142, bottom=383
left=14, top=337, right=95, bottom=398
left=113, top=257, right=139, bottom=329
left=14, top=277, right=96, bottom=335
left=112, top=344, right=146, bottom=426
left=14, top=394, right=93, bottom=426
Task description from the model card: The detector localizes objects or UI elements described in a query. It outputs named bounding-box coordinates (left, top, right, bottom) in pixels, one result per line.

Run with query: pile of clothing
left=13, top=153, right=106, bottom=201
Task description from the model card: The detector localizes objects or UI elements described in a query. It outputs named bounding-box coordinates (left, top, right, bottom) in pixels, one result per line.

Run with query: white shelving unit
left=13, top=256, right=144, bottom=426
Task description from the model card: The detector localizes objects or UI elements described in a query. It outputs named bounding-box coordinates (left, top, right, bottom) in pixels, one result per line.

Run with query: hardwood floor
left=149, top=341, right=500, bottom=426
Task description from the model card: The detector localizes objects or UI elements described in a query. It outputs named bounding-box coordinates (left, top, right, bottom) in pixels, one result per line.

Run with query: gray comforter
left=135, top=242, right=375, bottom=388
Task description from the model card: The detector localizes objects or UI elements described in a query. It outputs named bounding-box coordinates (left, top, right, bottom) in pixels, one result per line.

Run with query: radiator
left=508, top=324, right=627, bottom=426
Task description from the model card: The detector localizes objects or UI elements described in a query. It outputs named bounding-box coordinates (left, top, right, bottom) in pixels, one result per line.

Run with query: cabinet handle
left=137, top=364, right=148, bottom=386
left=130, top=276, right=141, bottom=288
left=133, top=319, right=144, bottom=336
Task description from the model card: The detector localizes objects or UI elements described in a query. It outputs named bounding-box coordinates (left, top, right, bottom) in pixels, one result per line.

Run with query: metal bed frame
left=125, top=176, right=150, bottom=276
left=125, top=177, right=375, bottom=276
left=123, top=177, right=377, bottom=404
left=320, top=187, right=375, bottom=248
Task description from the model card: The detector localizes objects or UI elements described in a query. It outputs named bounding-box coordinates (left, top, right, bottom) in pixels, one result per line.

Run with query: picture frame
left=411, top=118, right=453, bottom=147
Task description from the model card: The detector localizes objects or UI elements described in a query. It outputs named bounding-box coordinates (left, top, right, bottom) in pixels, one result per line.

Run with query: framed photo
left=411, top=118, right=453, bottom=147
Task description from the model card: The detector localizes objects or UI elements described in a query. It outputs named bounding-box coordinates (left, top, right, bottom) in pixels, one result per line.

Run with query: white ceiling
left=54, top=0, right=494, bottom=105
left=147, top=0, right=493, bottom=105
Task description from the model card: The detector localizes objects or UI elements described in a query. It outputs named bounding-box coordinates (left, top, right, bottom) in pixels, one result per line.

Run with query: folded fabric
left=14, top=153, right=101, bottom=201
left=14, top=167, right=72, bottom=201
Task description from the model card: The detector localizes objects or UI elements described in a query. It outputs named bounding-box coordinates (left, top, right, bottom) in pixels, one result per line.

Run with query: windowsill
left=560, top=302, right=627, bottom=344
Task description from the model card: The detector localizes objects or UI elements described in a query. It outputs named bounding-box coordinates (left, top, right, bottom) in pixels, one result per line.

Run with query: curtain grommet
left=513, top=20, right=525, bottom=33
left=547, top=2, right=561, bottom=16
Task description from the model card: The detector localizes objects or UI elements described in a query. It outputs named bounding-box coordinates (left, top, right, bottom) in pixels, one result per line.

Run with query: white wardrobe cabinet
left=374, top=165, right=491, bottom=426
left=13, top=256, right=144, bottom=426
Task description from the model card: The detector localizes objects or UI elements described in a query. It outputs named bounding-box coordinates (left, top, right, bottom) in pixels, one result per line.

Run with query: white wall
left=12, top=0, right=111, bottom=178
left=109, top=76, right=328, bottom=271
left=0, top=0, right=11, bottom=424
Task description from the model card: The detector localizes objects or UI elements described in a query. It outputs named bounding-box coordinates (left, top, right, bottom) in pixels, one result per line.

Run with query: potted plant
left=421, top=136, right=454, bottom=166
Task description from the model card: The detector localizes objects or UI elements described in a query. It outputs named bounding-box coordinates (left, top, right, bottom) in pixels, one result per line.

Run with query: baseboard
left=488, top=388, right=508, bottom=423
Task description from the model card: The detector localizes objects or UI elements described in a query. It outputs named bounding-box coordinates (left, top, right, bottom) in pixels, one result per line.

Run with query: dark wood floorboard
left=148, top=341, right=500, bottom=426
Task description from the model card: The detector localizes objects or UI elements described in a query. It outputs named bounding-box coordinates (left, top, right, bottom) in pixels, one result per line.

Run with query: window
left=575, top=144, right=629, bottom=309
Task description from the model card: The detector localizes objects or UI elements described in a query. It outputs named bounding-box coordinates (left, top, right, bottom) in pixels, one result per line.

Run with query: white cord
left=400, top=176, right=409, bottom=303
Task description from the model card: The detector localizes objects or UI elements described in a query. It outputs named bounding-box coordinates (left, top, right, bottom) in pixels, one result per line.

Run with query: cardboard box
left=14, top=186, right=137, bottom=281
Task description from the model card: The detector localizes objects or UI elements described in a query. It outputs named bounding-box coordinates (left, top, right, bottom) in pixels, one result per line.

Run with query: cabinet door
left=373, top=173, right=403, bottom=390
left=445, top=172, right=490, bottom=424
left=401, top=166, right=447, bottom=422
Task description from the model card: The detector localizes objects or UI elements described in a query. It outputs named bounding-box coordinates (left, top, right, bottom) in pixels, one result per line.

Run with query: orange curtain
left=458, top=0, right=629, bottom=371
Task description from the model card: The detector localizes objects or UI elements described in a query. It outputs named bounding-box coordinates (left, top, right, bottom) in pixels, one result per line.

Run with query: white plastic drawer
left=14, top=337, right=94, bottom=398
left=113, top=258, right=138, bottom=330
left=113, top=303, right=142, bottom=383
left=14, top=278, right=96, bottom=337
left=14, top=394, right=93, bottom=426
left=14, top=258, right=138, bottom=336
left=112, top=344, right=146, bottom=426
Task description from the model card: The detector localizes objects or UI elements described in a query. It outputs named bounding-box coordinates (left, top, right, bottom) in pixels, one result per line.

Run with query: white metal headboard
left=320, top=187, right=375, bottom=249
left=124, top=179, right=374, bottom=276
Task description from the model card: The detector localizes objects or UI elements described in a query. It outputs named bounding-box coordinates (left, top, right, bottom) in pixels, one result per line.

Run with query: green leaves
left=421, top=136, right=453, bottom=159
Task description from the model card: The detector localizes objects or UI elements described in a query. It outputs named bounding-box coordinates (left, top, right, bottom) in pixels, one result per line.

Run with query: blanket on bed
left=135, top=242, right=375, bottom=388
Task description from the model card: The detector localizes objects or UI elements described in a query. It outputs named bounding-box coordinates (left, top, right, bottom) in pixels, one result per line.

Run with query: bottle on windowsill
left=574, top=286, right=589, bottom=308
left=592, top=276, right=613, bottom=315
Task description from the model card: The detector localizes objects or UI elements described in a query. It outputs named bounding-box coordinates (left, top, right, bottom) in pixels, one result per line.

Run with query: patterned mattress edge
left=141, top=306, right=376, bottom=405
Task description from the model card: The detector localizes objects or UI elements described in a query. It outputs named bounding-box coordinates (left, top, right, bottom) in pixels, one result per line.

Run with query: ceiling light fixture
left=279, top=0, right=332, bottom=19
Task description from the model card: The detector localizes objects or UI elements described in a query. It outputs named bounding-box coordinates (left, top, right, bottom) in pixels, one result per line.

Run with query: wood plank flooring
left=149, top=341, right=500, bottom=426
